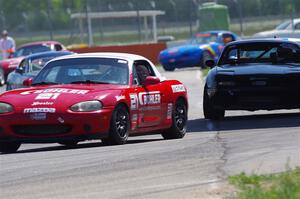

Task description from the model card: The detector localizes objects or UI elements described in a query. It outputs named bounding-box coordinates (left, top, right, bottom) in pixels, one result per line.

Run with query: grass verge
left=201, top=67, right=210, bottom=77
left=228, top=167, right=300, bottom=199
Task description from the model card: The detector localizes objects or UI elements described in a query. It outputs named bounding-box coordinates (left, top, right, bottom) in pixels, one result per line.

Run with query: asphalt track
left=0, top=68, right=299, bottom=198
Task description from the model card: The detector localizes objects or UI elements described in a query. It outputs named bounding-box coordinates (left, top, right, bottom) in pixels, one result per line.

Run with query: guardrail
left=70, top=43, right=167, bottom=65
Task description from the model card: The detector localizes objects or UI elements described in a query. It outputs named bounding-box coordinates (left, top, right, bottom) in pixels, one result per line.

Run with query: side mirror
left=16, top=67, right=24, bottom=74
left=205, top=60, right=215, bottom=68
left=23, top=78, right=33, bottom=87
left=143, top=76, right=160, bottom=86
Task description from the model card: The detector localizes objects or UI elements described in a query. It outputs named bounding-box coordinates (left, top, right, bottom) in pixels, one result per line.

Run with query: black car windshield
left=15, top=45, right=51, bottom=57
left=33, top=58, right=129, bottom=85
left=189, top=33, right=218, bottom=44
left=219, top=42, right=300, bottom=65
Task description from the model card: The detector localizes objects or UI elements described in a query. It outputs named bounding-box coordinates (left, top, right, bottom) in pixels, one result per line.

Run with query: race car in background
left=0, top=41, right=66, bottom=86
left=203, top=39, right=300, bottom=120
left=6, top=51, right=73, bottom=91
left=0, top=53, right=188, bottom=153
left=253, top=18, right=300, bottom=38
left=158, top=31, right=238, bottom=71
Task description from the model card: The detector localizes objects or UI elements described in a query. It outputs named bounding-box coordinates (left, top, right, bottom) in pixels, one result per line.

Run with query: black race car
left=203, top=39, right=300, bottom=120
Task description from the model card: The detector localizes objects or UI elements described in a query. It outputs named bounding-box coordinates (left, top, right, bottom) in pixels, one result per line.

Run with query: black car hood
left=216, top=63, right=300, bottom=75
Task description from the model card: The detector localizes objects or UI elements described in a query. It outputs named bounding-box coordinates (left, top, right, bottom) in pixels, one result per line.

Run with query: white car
left=253, top=18, right=300, bottom=38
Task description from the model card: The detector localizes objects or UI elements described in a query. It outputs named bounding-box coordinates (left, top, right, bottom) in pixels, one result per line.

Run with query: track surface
left=0, top=68, right=299, bottom=199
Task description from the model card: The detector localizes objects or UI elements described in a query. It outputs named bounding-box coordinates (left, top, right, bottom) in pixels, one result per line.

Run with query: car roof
left=196, top=30, right=235, bottom=35
left=49, top=52, right=148, bottom=63
left=226, top=38, right=300, bottom=46
left=25, top=51, right=73, bottom=60
left=18, top=41, right=63, bottom=49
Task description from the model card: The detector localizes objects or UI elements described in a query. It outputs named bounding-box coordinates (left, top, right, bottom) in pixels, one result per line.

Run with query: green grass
left=201, top=68, right=210, bottom=77
left=228, top=168, right=300, bottom=199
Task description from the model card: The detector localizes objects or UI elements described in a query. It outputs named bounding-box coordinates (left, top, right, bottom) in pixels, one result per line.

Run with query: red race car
left=0, top=53, right=188, bottom=153
left=0, top=41, right=66, bottom=86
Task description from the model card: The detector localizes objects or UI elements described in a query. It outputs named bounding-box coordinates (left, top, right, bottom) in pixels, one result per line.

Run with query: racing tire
left=162, top=99, right=187, bottom=139
left=58, top=141, right=78, bottom=148
left=0, top=68, right=5, bottom=86
left=201, top=51, right=212, bottom=69
left=0, top=141, right=21, bottom=153
left=102, top=104, right=129, bottom=145
left=162, top=65, right=175, bottom=72
left=203, top=85, right=225, bottom=120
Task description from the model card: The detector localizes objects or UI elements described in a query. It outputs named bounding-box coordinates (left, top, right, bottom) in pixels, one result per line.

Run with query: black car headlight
left=0, top=102, right=13, bottom=114
left=70, top=101, right=102, bottom=112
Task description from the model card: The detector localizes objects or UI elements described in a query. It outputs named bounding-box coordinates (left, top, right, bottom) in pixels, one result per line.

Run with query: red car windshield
left=33, top=58, right=129, bottom=85
left=14, top=45, right=52, bottom=57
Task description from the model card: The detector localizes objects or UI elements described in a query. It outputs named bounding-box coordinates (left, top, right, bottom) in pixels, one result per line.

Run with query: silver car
left=6, top=51, right=73, bottom=91
left=253, top=18, right=300, bottom=38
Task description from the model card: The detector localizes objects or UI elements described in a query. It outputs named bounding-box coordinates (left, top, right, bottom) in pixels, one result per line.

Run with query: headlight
left=70, top=101, right=102, bottom=112
left=0, top=102, right=13, bottom=113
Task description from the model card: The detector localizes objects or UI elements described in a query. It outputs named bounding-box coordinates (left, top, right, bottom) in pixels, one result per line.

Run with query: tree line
left=0, top=0, right=299, bottom=32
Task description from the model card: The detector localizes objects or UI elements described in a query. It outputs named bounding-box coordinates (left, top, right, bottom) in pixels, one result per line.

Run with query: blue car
left=6, top=51, right=73, bottom=91
left=159, top=31, right=239, bottom=71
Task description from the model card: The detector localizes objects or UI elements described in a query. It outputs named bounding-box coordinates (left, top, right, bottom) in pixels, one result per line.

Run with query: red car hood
left=0, top=84, right=127, bottom=109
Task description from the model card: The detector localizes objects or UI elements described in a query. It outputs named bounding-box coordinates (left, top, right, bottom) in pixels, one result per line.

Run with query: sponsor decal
left=35, top=93, right=60, bottom=100
left=118, top=60, right=128, bottom=64
left=31, top=102, right=54, bottom=106
left=171, top=84, right=185, bottom=93
left=115, top=95, right=125, bottom=101
left=24, top=108, right=56, bottom=113
left=138, top=91, right=161, bottom=105
left=140, top=106, right=161, bottom=111
left=130, top=93, right=138, bottom=110
left=57, top=117, right=65, bottom=124
left=30, top=113, right=47, bottom=120
left=20, top=88, right=89, bottom=95
left=131, top=114, right=138, bottom=130
left=167, top=103, right=173, bottom=119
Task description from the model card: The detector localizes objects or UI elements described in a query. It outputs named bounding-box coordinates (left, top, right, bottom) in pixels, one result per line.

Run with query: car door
left=131, top=60, right=167, bottom=128
left=12, top=59, right=30, bottom=89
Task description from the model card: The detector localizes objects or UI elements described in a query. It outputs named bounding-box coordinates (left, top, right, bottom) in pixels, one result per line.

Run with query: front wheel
left=102, top=104, right=129, bottom=145
left=162, top=99, right=187, bottom=139
left=162, top=65, right=175, bottom=71
left=201, top=51, right=212, bottom=69
left=203, top=86, right=225, bottom=120
left=0, top=141, right=21, bottom=153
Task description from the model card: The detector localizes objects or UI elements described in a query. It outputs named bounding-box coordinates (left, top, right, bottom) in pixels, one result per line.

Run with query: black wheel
left=162, top=99, right=187, bottom=139
left=203, top=85, right=225, bottom=120
left=102, top=104, right=129, bottom=145
left=0, top=141, right=21, bottom=153
left=162, top=65, right=175, bottom=71
left=201, top=51, right=212, bottom=68
left=0, top=68, right=5, bottom=86
left=58, top=140, right=78, bottom=148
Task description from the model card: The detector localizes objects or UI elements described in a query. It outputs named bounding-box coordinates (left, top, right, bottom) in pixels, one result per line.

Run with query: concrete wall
left=70, top=43, right=167, bottom=65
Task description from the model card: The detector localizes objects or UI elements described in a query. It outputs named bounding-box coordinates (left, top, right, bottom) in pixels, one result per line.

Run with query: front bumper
left=0, top=109, right=113, bottom=143
left=211, top=86, right=300, bottom=111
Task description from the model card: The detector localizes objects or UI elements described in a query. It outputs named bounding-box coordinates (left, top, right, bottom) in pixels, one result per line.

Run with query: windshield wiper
left=32, top=81, right=58, bottom=86
left=70, top=80, right=109, bottom=84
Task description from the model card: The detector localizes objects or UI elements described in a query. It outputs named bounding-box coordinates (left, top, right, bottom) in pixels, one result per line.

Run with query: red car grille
left=12, top=124, right=72, bottom=136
